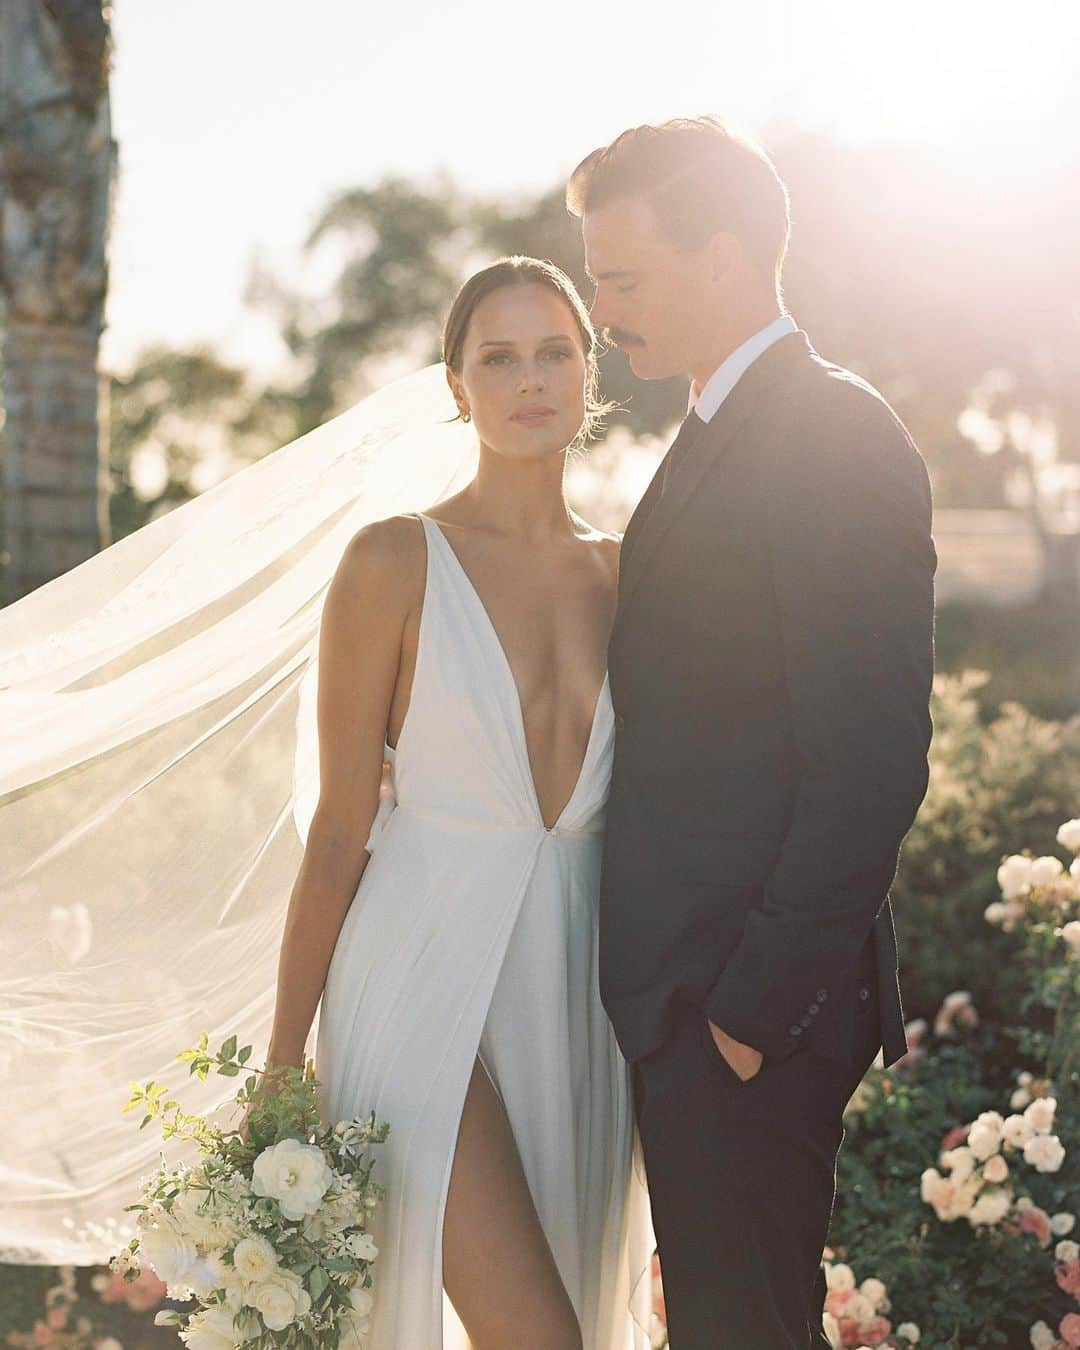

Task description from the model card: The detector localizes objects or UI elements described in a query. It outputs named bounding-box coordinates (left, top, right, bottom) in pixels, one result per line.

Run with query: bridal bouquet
left=110, top=1032, right=390, bottom=1349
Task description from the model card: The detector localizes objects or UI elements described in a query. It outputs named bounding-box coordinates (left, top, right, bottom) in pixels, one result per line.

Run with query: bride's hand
left=706, top=1019, right=764, bottom=1082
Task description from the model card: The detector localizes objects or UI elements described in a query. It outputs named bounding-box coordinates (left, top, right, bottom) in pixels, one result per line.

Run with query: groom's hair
left=565, top=115, right=790, bottom=290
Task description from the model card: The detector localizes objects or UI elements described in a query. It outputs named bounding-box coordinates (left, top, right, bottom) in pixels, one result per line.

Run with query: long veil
left=0, top=362, right=478, bottom=1266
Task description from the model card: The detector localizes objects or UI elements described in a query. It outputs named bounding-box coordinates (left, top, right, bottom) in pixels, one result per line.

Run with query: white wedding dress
left=315, top=512, right=654, bottom=1349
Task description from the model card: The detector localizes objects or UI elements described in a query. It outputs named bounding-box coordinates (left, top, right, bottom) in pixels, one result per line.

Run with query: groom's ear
left=708, top=230, right=742, bottom=285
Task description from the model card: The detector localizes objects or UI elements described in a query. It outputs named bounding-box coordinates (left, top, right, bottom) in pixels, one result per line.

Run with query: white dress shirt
left=688, top=314, right=798, bottom=424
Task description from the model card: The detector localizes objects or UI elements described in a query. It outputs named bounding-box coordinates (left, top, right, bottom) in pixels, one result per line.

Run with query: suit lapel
left=615, top=330, right=812, bottom=628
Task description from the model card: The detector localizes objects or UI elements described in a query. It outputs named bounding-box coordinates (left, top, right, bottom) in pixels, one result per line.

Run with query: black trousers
left=631, top=974, right=882, bottom=1348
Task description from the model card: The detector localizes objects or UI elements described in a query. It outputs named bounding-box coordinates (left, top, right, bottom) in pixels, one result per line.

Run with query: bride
left=250, top=256, right=652, bottom=1348
left=0, top=254, right=651, bottom=1348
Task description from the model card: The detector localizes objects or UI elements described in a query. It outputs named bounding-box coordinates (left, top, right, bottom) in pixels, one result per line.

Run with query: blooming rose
left=1056, top=1240, right=1080, bottom=1263
left=1052, top=1212, right=1077, bottom=1236
left=1030, top=855, right=1066, bottom=887
left=247, top=1269, right=312, bottom=1332
left=1024, top=1133, right=1065, bottom=1173
left=997, top=855, right=1033, bottom=898
left=138, top=1221, right=199, bottom=1287
left=1056, top=819, right=1080, bottom=854
left=970, top=1189, right=1012, bottom=1226
left=232, top=1235, right=279, bottom=1283
left=859, top=1277, right=887, bottom=1311
left=941, top=1145, right=977, bottom=1178
left=1061, top=1312, right=1080, bottom=1348
left=1003, top=1113, right=1035, bottom=1148
left=824, top=1262, right=855, bottom=1292
left=967, top=1122, right=1002, bottom=1162
left=896, top=1324, right=920, bottom=1343
left=179, top=1304, right=258, bottom=1350
left=251, top=1138, right=333, bottom=1220
left=1018, top=1204, right=1053, bottom=1247
left=1024, top=1096, right=1057, bottom=1133
left=1029, top=1321, right=1056, bottom=1350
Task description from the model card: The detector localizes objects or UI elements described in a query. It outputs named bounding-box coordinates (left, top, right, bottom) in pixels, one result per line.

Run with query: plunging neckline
left=418, top=513, right=610, bottom=832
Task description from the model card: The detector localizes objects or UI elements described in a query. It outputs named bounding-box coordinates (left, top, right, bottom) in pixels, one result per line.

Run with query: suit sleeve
left=701, top=391, right=937, bottom=1060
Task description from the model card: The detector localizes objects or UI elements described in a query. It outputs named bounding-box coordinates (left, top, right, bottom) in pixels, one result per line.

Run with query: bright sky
left=103, top=0, right=1080, bottom=374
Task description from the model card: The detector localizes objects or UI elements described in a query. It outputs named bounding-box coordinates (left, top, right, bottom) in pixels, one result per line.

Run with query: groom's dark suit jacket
left=600, top=329, right=936, bottom=1071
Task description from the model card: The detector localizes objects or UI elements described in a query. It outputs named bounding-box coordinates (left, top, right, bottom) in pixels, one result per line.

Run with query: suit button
left=816, top=989, right=828, bottom=1002
left=858, top=985, right=871, bottom=1001
left=808, top=1004, right=820, bottom=1016
left=800, top=1013, right=812, bottom=1028
left=614, top=713, right=626, bottom=731
left=789, top=1024, right=803, bottom=1037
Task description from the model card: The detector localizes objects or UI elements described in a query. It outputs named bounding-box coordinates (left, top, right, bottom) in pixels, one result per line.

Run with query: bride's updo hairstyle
left=442, top=255, right=616, bottom=447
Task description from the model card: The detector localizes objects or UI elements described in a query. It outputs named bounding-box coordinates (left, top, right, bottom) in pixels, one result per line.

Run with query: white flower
left=824, top=1261, right=855, bottom=1292
left=1030, top=855, right=1065, bottom=887
left=982, top=1154, right=1009, bottom=1183
left=1062, top=920, right=1080, bottom=953
left=348, top=1284, right=375, bottom=1317
left=967, top=1122, right=1001, bottom=1161
left=969, top=1189, right=1012, bottom=1226
left=1051, top=1212, right=1076, bottom=1236
left=921, top=1167, right=980, bottom=1220
left=1023, top=1096, right=1057, bottom=1134
left=1030, top=1320, right=1057, bottom=1350
left=845, top=1291, right=874, bottom=1323
left=941, top=1146, right=976, bottom=1179
left=180, top=1305, right=258, bottom=1350
left=858, top=1276, right=887, bottom=1311
left=346, top=1230, right=379, bottom=1262
left=984, top=901, right=1009, bottom=926
left=232, top=1235, right=279, bottom=1283
left=248, top=1269, right=312, bottom=1332
left=251, top=1138, right=333, bottom=1220
left=1056, top=1239, right=1080, bottom=1263
left=1010, top=1084, right=1032, bottom=1110
left=998, top=855, right=1033, bottom=899
left=897, top=1324, right=920, bottom=1343
left=1023, top=1133, right=1065, bottom=1173
left=139, top=1221, right=198, bottom=1287
left=822, top=1311, right=841, bottom=1350
left=1056, top=819, right=1080, bottom=854
left=185, top=1251, right=231, bottom=1300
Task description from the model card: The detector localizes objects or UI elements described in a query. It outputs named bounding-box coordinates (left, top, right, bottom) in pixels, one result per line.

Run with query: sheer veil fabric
left=0, top=364, right=478, bottom=1264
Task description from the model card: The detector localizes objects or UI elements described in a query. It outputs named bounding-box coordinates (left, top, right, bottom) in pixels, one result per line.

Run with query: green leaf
left=221, top=1034, right=238, bottom=1061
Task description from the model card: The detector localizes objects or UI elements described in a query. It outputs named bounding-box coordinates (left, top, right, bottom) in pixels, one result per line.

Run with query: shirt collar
left=688, top=314, right=798, bottom=424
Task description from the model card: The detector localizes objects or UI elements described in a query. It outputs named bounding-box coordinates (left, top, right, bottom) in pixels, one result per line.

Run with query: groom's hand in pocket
left=706, top=1019, right=764, bottom=1081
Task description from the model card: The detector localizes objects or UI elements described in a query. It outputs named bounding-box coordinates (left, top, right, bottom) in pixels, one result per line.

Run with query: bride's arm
left=266, top=518, right=421, bottom=1070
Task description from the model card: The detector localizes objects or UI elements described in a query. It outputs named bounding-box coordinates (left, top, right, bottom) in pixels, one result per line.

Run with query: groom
left=567, top=117, right=936, bottom=1346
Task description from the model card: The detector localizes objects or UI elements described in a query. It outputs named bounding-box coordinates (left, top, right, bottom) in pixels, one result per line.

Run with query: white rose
left=967, top=1123, right=1001, bottom=1161
left=139, top=1222, right=198, bottom=1287
left=251, top=1138, right=333, bottom=1220
left=180, top=1305, right=257, bottom=1350
left=1062, top=920, right=1080, bottom=953
left=983, top=901, right=1008, bottom=926
left=1023, top=1096, right=1057, bottom=1134
left=998, top=855, right=1033, bottom=899
left=897, top=1323, right=920, bottom=1343
left=845, top=1291, right=874, bottom=1323
left=969, top=1189, right=1012, bottom=1226
left=346, top=1231, right=379, bottom=1262
left=941, top=1146, right=976, bottom=1179
left=1023, top=1133, right=1065, bottom=1173
left=1004, top=1113, right=1035, bottom=1147
left=1056, top=1239, right=1080, bottom=1263
left=1010, top=1086, right=1031, bottom=1109
left=248, top=1270, right=311, bottom=1332
left=859, top=1276, right=887, bottom=1310
left=1030, top=1320, right=1057, bottom=1350
left=1031, top=855, right=1065, bottom=887
left=824, top=1261, right=855, bottom=1292
left=1056, top=819, right=1080, bottom=854
left=233, top=1235, right=279, bottom=1283
left=1051, top=1212, right=1076, bottom=1236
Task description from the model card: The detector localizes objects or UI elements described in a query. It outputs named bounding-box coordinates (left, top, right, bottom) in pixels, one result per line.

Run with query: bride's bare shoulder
left=330, top=513, right=427, bottom=605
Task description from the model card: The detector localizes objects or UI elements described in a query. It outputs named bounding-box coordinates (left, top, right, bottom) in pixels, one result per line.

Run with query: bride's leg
left=442, top=1057, right=582, bottom=1350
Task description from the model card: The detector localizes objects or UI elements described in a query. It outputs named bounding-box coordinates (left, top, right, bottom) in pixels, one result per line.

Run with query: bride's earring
left=461, top=409, right=472, bottom=423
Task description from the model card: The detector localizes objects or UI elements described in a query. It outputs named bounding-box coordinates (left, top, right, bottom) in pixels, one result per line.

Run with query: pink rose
left=1020, top=1204, right=1053, bottom=1247
left=44, top=1309, right=67, bottom=1330
left=1061, top=1312, right=1080, bottom=1347
left=825, top=1288, right=856, bottom=1315
left=1056, top=1258, right=1080, bottom=1299
left=940, top=1123, right=970, bottom=1151
left=859, top=1316, right=893, bottom=1346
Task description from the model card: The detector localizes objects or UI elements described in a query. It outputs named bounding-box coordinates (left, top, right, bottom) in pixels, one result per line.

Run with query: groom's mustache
left=603, top=326, right=645, bottom=350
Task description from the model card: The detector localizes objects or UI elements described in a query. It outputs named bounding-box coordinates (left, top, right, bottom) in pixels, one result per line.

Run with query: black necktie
left=660, top=410, right=706, bottom=495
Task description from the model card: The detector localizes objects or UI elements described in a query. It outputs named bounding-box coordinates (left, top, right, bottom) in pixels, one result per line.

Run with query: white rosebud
left=1056, top=1239, right=1080, bottom=1263
left=1023, top=1133, right=1065, bottom=1173
left=998, top=855, right=1033, bottom=899
left=1056, top=819, right=1080, bottom=854
left=1061, top=920, right=1080, bottom=953
left=982, top=1154, right=1009, bottom=1183
left=1010, top=1086, right=1032, bottom=1110
left=1030, top=855, right=1065, bottom=887
left=1030, top=1320, right=1057, bottom=1350
left=1023, top=1096, right=1057, bottom=1134
left=897, top=1323, right=920, bottom=1343
left=824, top=1261, right=855, bottom=1292
left=1051, top=1212, right=1076, bottom=1236
left=983, top=901, right=1009, bottom=926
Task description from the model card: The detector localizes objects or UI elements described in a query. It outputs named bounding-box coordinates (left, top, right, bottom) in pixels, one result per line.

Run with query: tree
left=0, top=0, right=114, bottom=602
